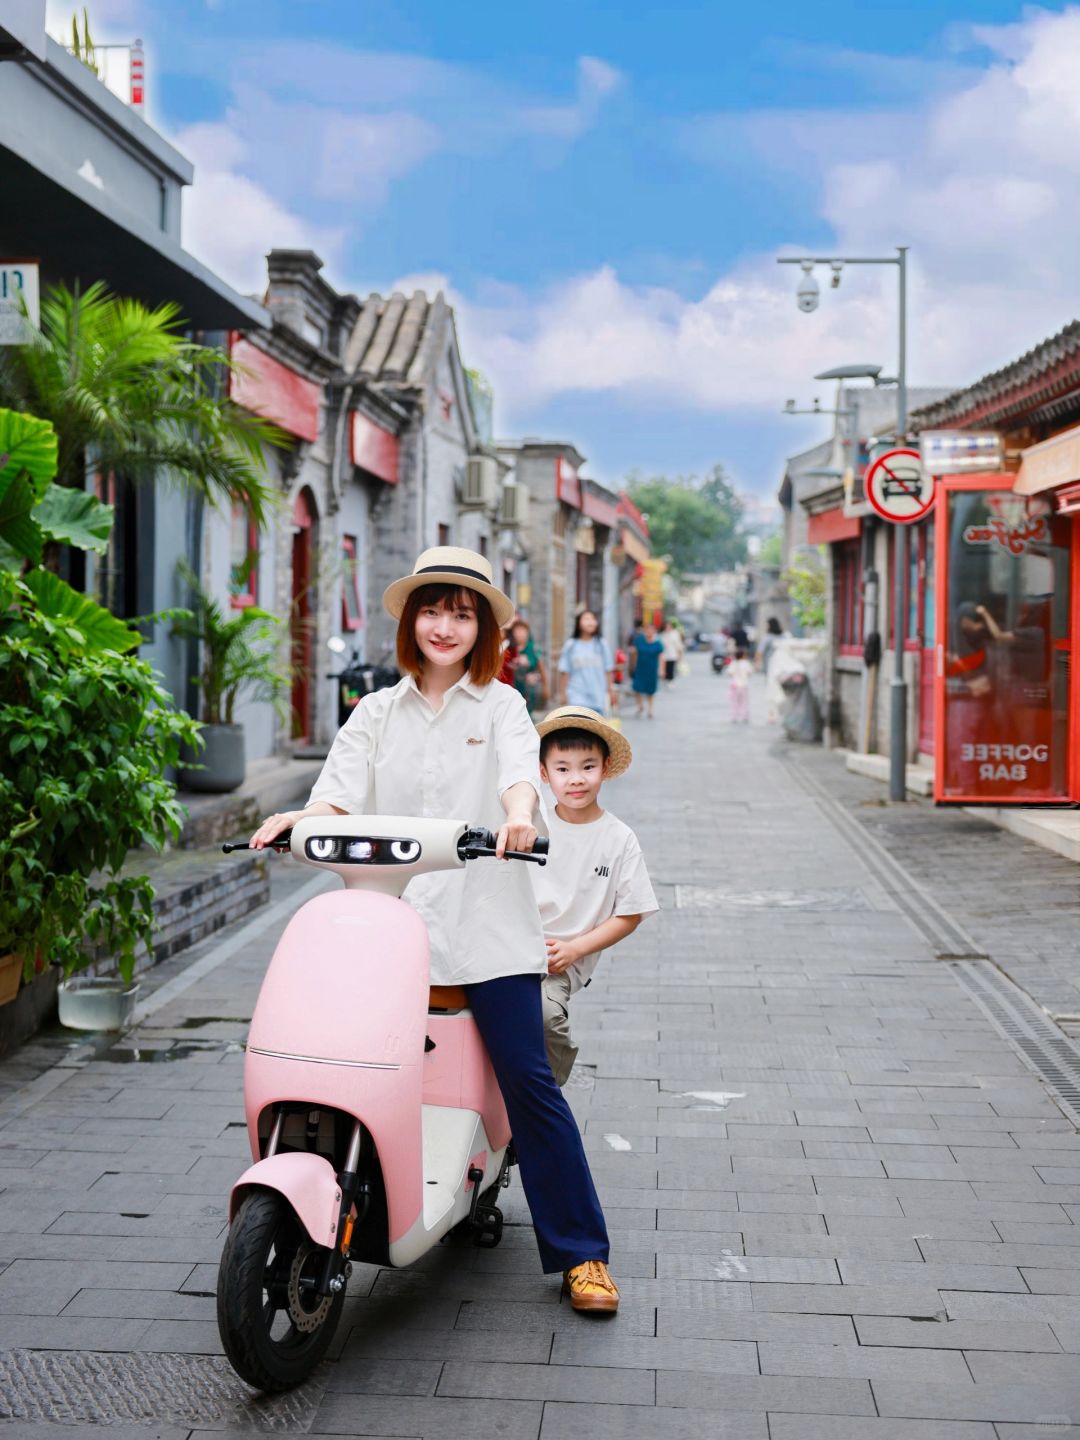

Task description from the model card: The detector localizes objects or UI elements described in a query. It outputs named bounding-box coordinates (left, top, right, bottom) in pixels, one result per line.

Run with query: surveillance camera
left=796, top=272, right=820, bottom=313
left=830, top=262, right=843, bottom=289
left=784, top=398, right=796, bottom=412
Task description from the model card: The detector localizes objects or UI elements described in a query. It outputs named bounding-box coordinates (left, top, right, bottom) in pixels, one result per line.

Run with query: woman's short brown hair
left=396, top=583, right=503, bottom=685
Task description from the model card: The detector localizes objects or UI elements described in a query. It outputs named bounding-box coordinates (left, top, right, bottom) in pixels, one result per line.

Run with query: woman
left=508, top=616, right=548, bottom=714
left=659, top=620, right=684, bottom=684
left=250, top=548, right=617, bottom=1312
left=631, top=622, right=664, bottom=718
left=558, top=609, right=614, bottom=716
left=759, top=616, right=788, bottom=725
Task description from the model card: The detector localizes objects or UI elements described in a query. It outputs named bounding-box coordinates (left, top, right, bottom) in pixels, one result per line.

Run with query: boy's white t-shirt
left=530, top=808, right=658, bottom=994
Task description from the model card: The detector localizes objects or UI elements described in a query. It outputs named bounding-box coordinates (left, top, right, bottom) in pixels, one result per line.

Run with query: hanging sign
left=920, top=431, right=1003, bottom=476
left=0, top=261, right=39, bottom=345
left=865, top=448, right=934, bottom=523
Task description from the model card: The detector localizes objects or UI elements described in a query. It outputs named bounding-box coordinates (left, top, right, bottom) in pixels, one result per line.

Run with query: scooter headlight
left=306, top=836, right=342, bottom=861
left=390, top=840, right=421, bottom=862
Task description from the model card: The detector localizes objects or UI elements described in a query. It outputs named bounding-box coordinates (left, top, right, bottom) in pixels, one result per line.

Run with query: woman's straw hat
left=383, top=546, right=516, bottom=628
left=536, top=705, right=633, bottom=779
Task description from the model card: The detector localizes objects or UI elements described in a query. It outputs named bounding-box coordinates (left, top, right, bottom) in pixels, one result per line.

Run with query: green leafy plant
left=166, top=561, right=289, bottom=726
left=784, top=548, right=827, bottom=632
left=0, top=407, right=113, bottom=570
left=0, top=570, right=201, bottom=984
left=0, top=281, right=283, bottom=530
left=70, top=8, right=98, bottom=75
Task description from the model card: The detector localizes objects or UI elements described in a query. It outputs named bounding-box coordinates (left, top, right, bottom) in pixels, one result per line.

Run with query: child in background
left=531, top=706, right=658, bottom=1085
left=728, top=646, right=753, bottom=724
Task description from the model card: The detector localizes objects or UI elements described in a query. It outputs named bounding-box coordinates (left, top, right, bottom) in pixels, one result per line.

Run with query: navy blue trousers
left=465, top=973, right=609, bottom=1274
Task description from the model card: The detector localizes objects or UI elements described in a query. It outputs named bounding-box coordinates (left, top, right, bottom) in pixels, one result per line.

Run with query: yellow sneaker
left=564, top=1260, right=619, bottom=1313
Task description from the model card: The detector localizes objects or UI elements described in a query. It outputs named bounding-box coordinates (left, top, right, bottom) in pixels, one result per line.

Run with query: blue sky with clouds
left=64, top=1, right=1080, bottom=502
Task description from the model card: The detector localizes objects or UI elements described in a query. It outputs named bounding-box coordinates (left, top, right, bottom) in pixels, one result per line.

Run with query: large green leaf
left=22, top=568, right=141, bottom=654
left=34, top=484, right=113, bottom=554
left=0, top=469, right=43, bottom=566
left=0, top=409, right=58, bottom=500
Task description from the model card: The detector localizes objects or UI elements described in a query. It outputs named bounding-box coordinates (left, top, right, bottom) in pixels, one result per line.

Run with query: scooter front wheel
left=216, top=1188, right=346, bottom=1392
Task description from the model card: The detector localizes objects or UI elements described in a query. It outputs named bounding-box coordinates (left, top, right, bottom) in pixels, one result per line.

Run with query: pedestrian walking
left=631, top=622, right=663, bottom=717
left=659, top=619, right=684, bottom=683
left=558, top=609, right=615, bottom=717
left=728, top=646, right=753, bottom=724
left=531, top=707, right=658, bottom=1086
left=508, top=617, right=548, bottom=714
left=759, top=615, right=789, bottom=724
left=250, top=546, right=619, bottom=1313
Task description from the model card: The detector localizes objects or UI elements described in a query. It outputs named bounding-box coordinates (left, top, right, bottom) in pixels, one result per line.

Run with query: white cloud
left=176, top=123, right=345, bottom=296
left=451, top=8, right=1080, bottom=434
left=520, top=55, right=624, bottom=140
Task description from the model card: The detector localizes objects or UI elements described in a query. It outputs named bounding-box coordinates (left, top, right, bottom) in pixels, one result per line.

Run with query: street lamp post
left=778, top=247, right=910, bottom=800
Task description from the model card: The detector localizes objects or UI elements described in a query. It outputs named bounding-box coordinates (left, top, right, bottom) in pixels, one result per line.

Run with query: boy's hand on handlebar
left=495, top=812, right=537, bottom=860
left=250, top=810, right=304, bottom=849
left=546, top=937, right=582, bottom=974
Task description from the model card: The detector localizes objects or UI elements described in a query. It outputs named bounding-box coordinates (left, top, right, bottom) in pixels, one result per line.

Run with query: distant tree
left=757, top=532, right=783, bottom=568
left=784, top=548, right=827, bottom=631
left=626, top=464, right=747, bottom=578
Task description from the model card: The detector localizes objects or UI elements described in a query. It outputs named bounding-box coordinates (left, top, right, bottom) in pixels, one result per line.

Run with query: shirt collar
left=403, top=672, right=487, bottom=703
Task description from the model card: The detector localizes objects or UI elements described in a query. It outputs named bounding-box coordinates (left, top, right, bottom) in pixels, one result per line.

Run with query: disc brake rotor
left=286, top=1241, right=333, bottom=1333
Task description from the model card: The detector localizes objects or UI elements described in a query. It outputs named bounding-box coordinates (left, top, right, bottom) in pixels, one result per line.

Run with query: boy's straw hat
left=383, top=546, right=515, bottom=627
left=536, top=705, right=633, bottom=779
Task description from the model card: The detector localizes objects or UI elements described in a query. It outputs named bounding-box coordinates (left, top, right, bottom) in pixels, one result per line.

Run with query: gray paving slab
left=1, top=661, right=1078, bottom=1435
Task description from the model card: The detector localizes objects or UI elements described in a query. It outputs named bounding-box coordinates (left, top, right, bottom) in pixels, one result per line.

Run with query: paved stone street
left=3, top=656, right=1080, bottom=1436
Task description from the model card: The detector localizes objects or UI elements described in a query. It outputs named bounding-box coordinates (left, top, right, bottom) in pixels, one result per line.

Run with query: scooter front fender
left=229, top=1152, right=342, bottom=1248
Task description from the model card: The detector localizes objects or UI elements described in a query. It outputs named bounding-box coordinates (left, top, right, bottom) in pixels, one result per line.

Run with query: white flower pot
left=57, top=977, right=141, bottom=1032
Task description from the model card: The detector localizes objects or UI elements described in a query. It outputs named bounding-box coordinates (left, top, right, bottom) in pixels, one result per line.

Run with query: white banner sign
left=0, top=261, right=40, bottom=345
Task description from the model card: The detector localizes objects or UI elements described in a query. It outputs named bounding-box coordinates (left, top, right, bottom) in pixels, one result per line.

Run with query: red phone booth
left=934, top=473, right=1077, bottom=804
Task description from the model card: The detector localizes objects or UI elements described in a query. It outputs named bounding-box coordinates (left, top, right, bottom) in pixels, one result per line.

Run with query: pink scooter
left=215, top=814, right=547, bottom=1392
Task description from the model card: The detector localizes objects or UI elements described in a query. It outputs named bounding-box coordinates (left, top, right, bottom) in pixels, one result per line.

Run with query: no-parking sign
left=864, top=448, right=934, bottom=523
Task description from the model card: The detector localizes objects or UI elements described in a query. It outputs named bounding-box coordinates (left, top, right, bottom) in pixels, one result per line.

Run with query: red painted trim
left=808, top=508, right=860, bottom=545
left=350, top=412, right=400, bottom=485
left=341, top=534, right=363, bottom=632
left=1058, top=481, right=1080, bottom=514
left=1071, top=518, right=1080, bottom=802
left=229, top=334, right=320, bottom=443
left=935, top=353, right=1080, bottom=431
left=616, top=491, right=649, bottom=536
left=838, top=644, right=862, bottom=658
left=229, top=506, right=258, bottom=610
left=556, top=458, right=582, bottom=509
left=582, top=491, right=619, bottom=528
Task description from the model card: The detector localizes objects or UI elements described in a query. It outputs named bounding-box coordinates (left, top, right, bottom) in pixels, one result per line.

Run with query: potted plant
left=0, top=408, right=201, bottom=1031
left=168, top=562, right=290, bottom=793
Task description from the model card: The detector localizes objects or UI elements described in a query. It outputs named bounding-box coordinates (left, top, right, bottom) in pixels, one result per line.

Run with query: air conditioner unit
left=499, top=480, right=529, bottom=528
left=462, top=455, right=498, bottom=509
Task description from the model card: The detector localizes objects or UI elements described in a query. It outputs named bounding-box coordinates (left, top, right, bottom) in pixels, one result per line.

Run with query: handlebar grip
left=222, top=829, right=293, bottom=855
left=533, top=836, right=550, bottom=857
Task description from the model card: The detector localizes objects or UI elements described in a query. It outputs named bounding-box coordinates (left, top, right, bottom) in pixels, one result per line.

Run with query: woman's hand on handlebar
left=495, top=811, right=537, bottom=860
left=250, top=810, right=305, bottom=849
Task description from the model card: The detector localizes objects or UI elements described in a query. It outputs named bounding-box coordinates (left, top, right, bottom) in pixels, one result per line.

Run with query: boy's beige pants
left=541, top=972, right=578, bottom=1086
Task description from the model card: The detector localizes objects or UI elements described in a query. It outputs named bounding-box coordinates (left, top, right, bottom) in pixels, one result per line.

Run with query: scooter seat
left=428, top=985, right=468, bottom=1012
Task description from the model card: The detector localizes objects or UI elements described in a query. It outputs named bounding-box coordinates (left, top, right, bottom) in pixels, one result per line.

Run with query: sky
left=50, top=1, right=1080, bottom=504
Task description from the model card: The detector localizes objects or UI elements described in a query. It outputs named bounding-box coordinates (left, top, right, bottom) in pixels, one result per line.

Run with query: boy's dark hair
left=734, top=647, right=747, bottom=660
left=540, top=727, right=609, bottom=765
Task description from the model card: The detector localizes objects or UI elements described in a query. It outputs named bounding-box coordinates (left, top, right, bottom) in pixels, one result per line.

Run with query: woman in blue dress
left=632, top=622, right=664, bottom=718
left=557, top=610, right=614, bottom=716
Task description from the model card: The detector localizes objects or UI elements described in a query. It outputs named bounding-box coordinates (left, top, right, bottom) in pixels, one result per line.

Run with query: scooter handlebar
left=222, top=825, right=548, bottom=864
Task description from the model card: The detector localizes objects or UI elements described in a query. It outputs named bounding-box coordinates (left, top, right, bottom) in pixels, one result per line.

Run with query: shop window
left=229, top=505, right=258, bottom=609
left=342, top=535, right=363, bottom=632
left=834, top=538, right=862, bottom=653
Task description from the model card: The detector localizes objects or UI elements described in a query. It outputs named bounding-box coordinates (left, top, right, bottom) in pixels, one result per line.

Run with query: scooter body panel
left=247, top=889, right=428, bottom=1066
left=423, top=1013, right=511, bottom=1151
left=230, top=1152, right=343, bottom=1247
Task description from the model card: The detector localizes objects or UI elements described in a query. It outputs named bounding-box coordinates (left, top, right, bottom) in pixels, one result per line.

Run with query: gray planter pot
left=181, top=723, right=246, bottom=793
left=58, top=977, right=140, bottom=1032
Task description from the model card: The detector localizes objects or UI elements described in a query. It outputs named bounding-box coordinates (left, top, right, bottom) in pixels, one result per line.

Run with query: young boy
left=531, top=706, right=658, bottom=1085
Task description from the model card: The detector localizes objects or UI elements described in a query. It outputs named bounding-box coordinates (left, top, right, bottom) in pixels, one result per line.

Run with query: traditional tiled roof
left=911, top=321, right=1080, bottom=431
left=344, top=290, right=451, bottom=388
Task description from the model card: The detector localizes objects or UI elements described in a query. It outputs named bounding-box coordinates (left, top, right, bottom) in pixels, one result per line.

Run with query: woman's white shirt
left=305, top=674, right=547, bottom=986
left=660, top=629, right=683, bottom=661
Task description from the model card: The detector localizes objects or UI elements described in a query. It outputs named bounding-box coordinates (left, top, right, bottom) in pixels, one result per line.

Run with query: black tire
left=216, top=1188, right=345, bottom=1392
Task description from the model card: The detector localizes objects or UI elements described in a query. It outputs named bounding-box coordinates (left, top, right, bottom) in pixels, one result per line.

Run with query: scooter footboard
left=230, top=1152, right=342, bottom=1248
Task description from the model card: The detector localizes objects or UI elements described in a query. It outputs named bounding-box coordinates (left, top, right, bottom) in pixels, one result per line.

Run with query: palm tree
left=0, top=281, right=282, bottom=530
